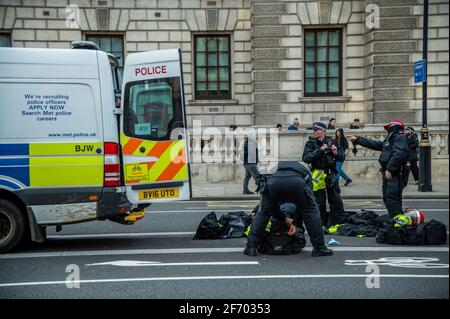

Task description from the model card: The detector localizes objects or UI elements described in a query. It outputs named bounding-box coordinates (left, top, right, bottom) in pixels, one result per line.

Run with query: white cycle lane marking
left=345, top=257, right=449, bottom=269
left=85, top=260, right=259, bottom=267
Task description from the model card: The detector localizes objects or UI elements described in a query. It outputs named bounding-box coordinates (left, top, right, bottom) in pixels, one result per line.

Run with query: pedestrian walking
left=242, top=131, right=259, bottom=195
left=334, top=128, right=352, bottom=186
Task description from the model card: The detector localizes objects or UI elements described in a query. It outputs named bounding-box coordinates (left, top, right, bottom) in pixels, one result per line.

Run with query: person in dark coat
left=328, top=118, right=336, bottom=130
left=334, top=128, right=352, bottom=186
left=302, top=122, right=347, bottom=227
left=244, top=161, right=333, bottom=257
left=287, top=118, right=300, bottom=131
left=349, top=118, right=361, bottom=129
left=242, top=131, right=259, bottom=195
left=348, top=119, right=409, bottom=218
left=404, top=126, right=420, bottom=186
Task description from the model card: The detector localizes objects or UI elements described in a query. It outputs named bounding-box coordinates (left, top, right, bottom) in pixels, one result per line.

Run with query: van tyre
left=0, top=200, right=26, bottom=253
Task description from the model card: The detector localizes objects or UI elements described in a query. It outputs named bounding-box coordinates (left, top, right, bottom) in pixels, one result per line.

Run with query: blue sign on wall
left=414, top=60, right=427, bottom=84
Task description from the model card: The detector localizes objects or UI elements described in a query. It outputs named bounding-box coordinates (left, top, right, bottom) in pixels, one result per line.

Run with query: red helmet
left=404, top=208, right=425, bottom=225
left=384, top=119, right=405, bottom=130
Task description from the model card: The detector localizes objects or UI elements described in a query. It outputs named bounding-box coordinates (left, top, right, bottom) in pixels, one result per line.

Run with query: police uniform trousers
left=314, top=176, right=346, bottom=227
left=246, top=172, right=325, bottom=248
left=382, top=172, right=405, bottom=217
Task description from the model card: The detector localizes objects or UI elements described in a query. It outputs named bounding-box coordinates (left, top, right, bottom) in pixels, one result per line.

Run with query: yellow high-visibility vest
left=311, top=169, right=327, bottom=191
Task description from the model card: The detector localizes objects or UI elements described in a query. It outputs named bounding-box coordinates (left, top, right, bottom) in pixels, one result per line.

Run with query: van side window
left=123, top=77, right=183, bottom=141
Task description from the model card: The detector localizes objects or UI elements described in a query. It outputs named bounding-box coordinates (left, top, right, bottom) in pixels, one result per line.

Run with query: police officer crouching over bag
left=348, top=119, right=408, bottom=219
left=244, top=161, right=333, bottom=257
left=302, top=122, right=347, bottom=228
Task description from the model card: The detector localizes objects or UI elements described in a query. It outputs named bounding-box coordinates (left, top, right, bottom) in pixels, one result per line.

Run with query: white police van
left=0, top=42, right=191, bottom=253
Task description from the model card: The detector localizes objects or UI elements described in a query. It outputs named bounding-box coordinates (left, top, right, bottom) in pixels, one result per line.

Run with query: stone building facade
left=0, top=0, right=448, bottom=129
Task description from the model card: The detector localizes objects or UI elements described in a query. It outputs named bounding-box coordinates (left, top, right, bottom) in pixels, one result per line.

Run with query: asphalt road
left=0, top=199, right=448, bottom=300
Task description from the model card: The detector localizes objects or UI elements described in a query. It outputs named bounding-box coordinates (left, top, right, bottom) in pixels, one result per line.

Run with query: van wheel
left=0, top=199, right=26, bottom=253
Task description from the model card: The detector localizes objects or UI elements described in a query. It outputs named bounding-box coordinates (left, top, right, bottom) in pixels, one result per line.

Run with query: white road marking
left=1, top=246, right=448, bottom=259
left=46, top=230, right=449, bottom=240
left=345, top=257, right=449, bottom=268
left=0, top=274, right=448, bottom=288
left=47, top=232, right=195, bottom=239
left=146, top=208, right=448, bottom=214
left=85, top=260, right=259, bottom=267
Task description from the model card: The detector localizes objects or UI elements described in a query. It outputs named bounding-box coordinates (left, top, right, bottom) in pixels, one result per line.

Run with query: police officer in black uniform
left=348, top=119, right=408, bottom=218
left=244, top=161, right=333, bottom=257
left=302, top=122, right=347, bottom=227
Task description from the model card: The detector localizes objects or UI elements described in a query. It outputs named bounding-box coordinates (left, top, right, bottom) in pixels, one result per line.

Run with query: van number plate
left=138, top=188, right=179, bottom=200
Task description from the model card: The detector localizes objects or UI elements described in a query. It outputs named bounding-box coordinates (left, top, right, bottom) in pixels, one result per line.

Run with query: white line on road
left=47, top=232, right=195, bottom=239
left=0, top=274, right=448, bottom=288
left=146, top=209, right=448, bottom=214
left=85, top=260, right=259, bottom=267
left=1, top=246, right=448, bottom=259
left=46, top=230, right=449, bottom=240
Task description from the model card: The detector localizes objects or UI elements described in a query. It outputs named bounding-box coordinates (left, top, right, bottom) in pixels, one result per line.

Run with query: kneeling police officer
left=244, top=161, right=333, bottom=257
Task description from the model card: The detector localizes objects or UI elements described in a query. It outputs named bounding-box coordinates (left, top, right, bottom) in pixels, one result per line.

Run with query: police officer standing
left=302, top=122, right=347, bottom=227
left=348, top=119, right=408, bottom=218
left=244, top=161, right=333, bottom=257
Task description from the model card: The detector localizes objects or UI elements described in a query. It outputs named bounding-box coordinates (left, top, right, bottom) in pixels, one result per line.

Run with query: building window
left=0, top=33, right=11, bottom=47
left=194, top=35, right=231, bottom=100
left=304, top=29, right=342, bottom=97
left=86, top=35, right=124, bottom=76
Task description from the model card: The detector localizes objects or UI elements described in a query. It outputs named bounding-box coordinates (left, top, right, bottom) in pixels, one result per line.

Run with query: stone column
left=251, top=0, right=290, bottom=126
left=364, top=0, right=419, bottom=124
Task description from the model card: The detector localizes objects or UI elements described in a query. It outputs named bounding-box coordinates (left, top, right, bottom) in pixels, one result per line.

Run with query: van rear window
left=123, top=77, right=183, bottom=141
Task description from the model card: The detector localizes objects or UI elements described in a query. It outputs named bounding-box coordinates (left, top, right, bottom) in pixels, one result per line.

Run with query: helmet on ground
left=393, top=208, right=425, bottom=228
left=404, top=208, right=425, bottom=225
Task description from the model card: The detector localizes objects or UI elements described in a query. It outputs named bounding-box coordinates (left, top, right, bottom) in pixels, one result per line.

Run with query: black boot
left=311, top=245, right=334, bottom=257
left=243, top=246, right=257, bottom=256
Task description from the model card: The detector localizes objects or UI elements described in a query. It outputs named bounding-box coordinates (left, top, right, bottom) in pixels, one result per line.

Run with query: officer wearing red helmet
left=348, top=119, right=409, bottom=218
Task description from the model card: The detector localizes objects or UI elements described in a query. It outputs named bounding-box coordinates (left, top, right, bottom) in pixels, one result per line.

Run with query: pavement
left=0, top=198, right=448, bottom=299
left=192, top=181, right=449, bottom=200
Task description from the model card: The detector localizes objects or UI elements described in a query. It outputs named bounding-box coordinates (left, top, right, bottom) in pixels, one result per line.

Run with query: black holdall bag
left=257, top=229, right=306, bottom=255
left=376, top=220, right=447, bottom=245
left=218, top=211, right=250, bottom=239
left=418, top=220, right=447, bottom=245
left=193, top=212, right=222, bottom=239
left=376, top=225, right=419, bottom=245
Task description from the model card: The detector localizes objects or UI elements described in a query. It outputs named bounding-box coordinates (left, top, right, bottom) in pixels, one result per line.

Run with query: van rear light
left=104, top=142, right=121, bottom=187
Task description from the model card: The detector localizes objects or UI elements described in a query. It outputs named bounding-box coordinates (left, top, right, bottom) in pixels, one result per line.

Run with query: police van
left=0, top=43, right=191, bottom=253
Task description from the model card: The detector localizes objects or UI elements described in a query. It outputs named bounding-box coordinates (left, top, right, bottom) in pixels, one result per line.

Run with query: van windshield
left=123, top=77, right=183, bottom=141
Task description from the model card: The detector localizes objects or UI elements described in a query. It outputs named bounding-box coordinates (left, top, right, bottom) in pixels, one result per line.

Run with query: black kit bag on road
left=376, top=220, right=447, bottom=245
left=193, top=212, right=222, bottom=239
left=218, top=211, right=250, bottom=239
left=418, top=220, right=447, bottom=245
left=377, top=225, right=422, bottom=245
left=257, top=229, right=306, bottom=255
left=401, top=225, right=425, bottom=245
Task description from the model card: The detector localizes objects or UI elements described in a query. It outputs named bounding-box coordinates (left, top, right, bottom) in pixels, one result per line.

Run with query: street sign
left=414, top=59, right=427, bottom=83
